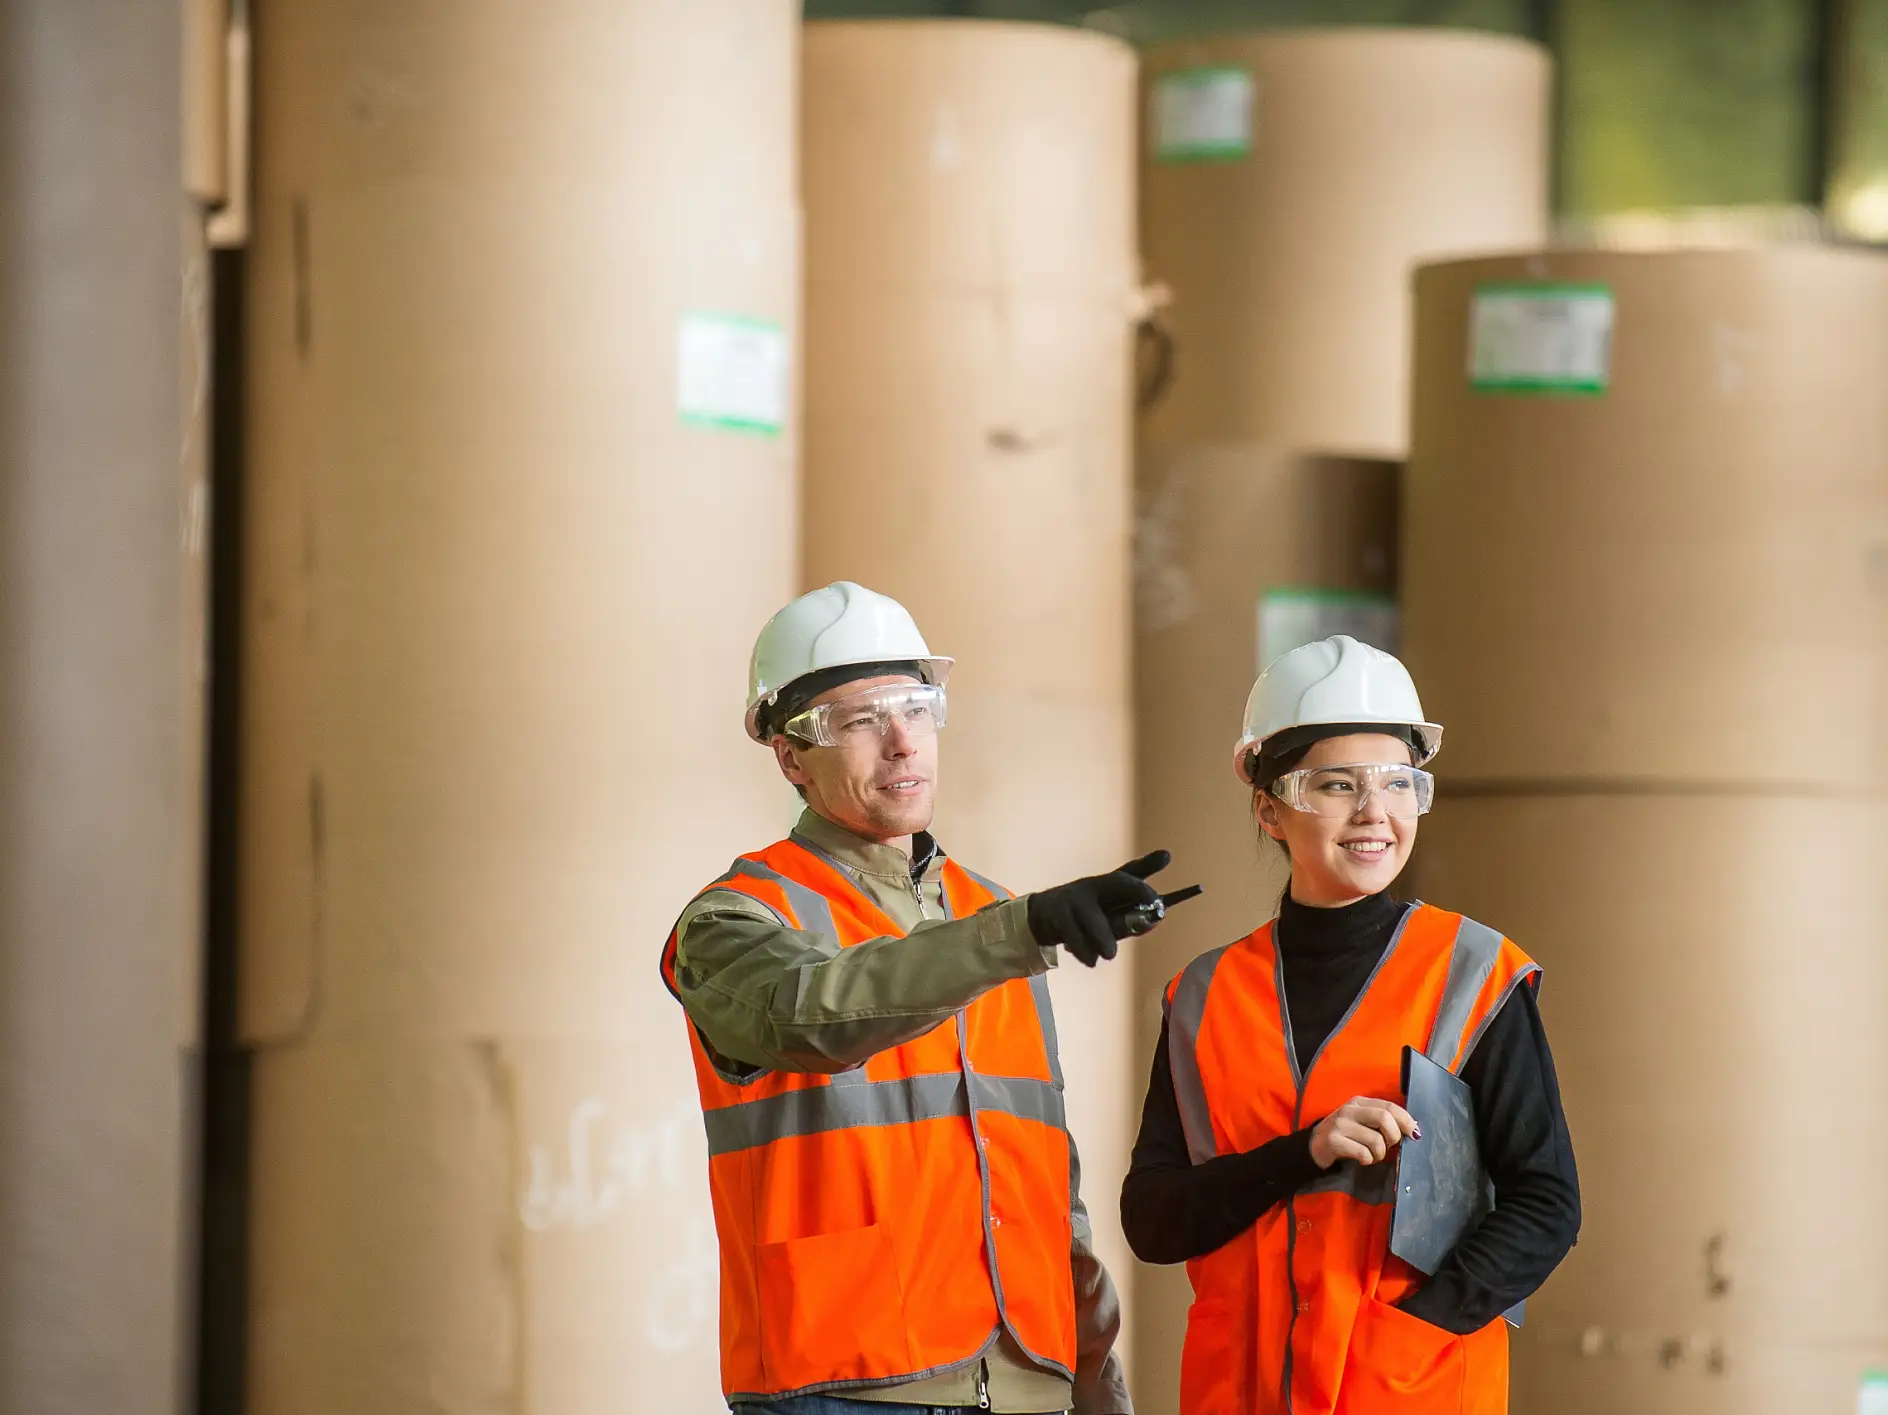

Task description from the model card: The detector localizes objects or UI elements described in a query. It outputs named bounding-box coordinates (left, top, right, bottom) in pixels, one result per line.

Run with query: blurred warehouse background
left=2, top=1, right=1886, bottom=1413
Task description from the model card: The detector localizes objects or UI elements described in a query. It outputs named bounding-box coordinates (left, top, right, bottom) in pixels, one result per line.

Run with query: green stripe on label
left=1470, top=377, right=1607, bottom=395
left=679, top=412, right=782, bottom=436
left=1474, top=282, right=1614, bottom=297
left=1263, top=588, right=1395, bottom=607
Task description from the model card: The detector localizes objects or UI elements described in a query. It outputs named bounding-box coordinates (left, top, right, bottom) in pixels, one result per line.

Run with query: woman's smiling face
left=1256, top=732, right=1418, bottom=907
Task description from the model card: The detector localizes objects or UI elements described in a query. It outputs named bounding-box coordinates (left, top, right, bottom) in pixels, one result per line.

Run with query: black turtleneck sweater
left=1119, top=891, right=1581, bottom=1333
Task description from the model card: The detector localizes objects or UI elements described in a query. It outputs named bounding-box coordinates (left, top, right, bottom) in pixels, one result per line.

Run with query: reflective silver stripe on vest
left=961, top=867, right=1063, bottom=1091
left=703, top=1072, right=966, bottom=1157
left=1028, top=974, right=1065, bottom=1090
left=703, top=1069, right=1067, bottom=1158
left=1167, top=944, right=1231, bottom=1165
left=1424, top=916, right=1505, bottom=1071
left=786, top=832, right=873, bottom=898
left=1458, top=962, right=1541, bottom=1067
left=956, top=866, right=1014, bottom=902
left=944, top=863, right=1064, bottom=1093
left=706, top=857, right=839, bottom=944
left=722, top=855, right=851, bottom=1026
left=1301, top=1155, right=1398, bottom=1207
left=968, top=1072, right=1066, bottom=1131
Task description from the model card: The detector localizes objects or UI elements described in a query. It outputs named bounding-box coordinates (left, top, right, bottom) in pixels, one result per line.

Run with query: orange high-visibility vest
left=659, top=838, right=1076, bottom=1401
left=1164, top=903, right=1539, bottom=1415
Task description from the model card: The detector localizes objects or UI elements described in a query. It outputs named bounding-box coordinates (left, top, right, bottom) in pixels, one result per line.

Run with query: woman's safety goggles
left=1269, top=763, right=1435, bottom=819
left=783, top=682, right=949, bottom=748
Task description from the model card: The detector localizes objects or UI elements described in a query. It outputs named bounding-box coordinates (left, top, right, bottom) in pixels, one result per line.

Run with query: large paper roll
left=1411, top=794, right=1888, bottom=1415
left=1130, top=30, right=1545, bottom=1409
left=802, top=15, right=1143, bottom=1355
left=1140, top=28, right=1549, bottom=459
left=1405, top=248, right=1888, bottom=788
left=247, top=1037, right=718, bottom=1413
left=239, top=2, right=799, bottom=1408
left=1405, top=245, right=1888, bottom=1415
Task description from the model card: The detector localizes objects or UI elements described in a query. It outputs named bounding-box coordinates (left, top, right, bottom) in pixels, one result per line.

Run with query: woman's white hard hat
left=1233, top=634, right=1442, bottom=784
left=746, top=582, right=953, bottom=742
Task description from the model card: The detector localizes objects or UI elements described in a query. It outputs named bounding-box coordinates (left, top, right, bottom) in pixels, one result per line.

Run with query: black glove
left=1026, top=850, right=1202, bottom=967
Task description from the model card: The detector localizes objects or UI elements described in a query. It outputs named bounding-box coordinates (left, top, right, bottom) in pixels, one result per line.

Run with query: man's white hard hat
left=746, top=582, right=952, bottom=742
left=1233, top=634, right=1442, bottom=784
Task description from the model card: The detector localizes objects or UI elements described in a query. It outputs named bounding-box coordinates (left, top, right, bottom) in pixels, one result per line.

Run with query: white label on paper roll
left=1258, top=589, right=1399, bottom=674
left=1152, top=67, right=1255, bottom=163
left=1469, top=284, right=1614, bottom=394
left=1860, top=1372, right=1888, bottom=1415
left=677, top=311, right=788, bottom=434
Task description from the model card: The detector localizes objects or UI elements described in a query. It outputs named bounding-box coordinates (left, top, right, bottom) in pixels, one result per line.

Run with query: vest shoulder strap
left=1163, top=925, right=1269, bottom=1165
left=950, top=862, right=1013, bottom=901
left=659, top=842, right=845, bottom=999
left=1423, top=908, right=1541, bottom=1072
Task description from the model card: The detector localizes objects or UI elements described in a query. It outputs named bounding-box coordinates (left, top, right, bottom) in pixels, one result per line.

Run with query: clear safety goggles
left=1269, top=763, right=1436, bottom=819
left=782, top=682, right=949, bottom=748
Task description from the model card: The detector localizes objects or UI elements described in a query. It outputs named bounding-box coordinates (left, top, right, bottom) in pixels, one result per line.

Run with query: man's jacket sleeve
left=1071, top=1139, right=1134, bottom=1415
left=670, top=890, right=1049, bottom=1075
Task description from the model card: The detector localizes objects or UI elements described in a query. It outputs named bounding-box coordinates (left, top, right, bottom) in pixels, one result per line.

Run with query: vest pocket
left=1179, top=1300, right=1248, bottom=1413
left=1337, top=1296, right=1466, bottom=1414
left=756, top=1223, right=912, bottom=1389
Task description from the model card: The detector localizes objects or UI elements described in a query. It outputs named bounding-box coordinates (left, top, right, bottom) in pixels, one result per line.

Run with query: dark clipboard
left=1391, top=1045, right=1526, bottom=1328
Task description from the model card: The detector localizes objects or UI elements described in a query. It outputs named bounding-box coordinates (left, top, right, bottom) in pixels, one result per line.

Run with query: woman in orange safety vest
left=1120, top=636, right=1580, bottom=1415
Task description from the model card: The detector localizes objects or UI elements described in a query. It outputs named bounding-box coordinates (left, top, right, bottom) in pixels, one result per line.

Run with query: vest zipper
left=977, top=1362, right=991, bottom=1410
left=1279, top=987, right=1314, bottom=1413
left=1270, top=913, right=1411, bottom=1414
left=1281, top=1195, right=1301, bottom=1414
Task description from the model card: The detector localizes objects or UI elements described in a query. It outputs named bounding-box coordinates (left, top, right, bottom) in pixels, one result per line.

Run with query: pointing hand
left=1025, top=850, right=1203, bottom=967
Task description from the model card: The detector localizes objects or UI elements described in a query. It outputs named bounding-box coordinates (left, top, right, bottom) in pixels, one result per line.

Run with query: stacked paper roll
left=1140, top=28, right=1550, bottom=458
left=239, top=3, right=799, bottom=1408
left=801, top=16, right=1144, bottom=1355
left=1405, top=247, right=1888, bottom=1412
left=1131, top=30, right=1551, bottom=1409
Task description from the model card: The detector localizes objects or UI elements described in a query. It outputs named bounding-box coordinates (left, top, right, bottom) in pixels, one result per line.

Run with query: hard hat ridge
left=1233, top=634, right=1442, bottom=785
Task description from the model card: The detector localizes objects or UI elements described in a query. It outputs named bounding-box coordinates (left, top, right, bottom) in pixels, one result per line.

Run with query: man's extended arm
left=671, top=890, right=1051, bottom=1076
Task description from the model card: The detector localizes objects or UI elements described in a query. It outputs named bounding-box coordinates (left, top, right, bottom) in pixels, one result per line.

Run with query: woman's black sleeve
left=1120, top=1016, right=1324, bottom=1265
left=1398, top=980, right=1582, bottom=1333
